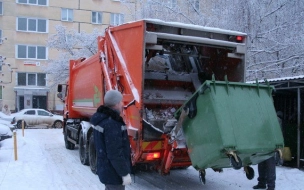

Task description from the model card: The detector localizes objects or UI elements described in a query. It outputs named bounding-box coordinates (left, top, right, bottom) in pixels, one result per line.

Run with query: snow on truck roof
left=124, top=19, right=247, bottom=36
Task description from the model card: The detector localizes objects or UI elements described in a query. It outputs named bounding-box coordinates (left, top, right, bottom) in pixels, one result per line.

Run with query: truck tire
left=64, top=127, right=75, bottom=150
left=79, top=129, right=89, bottom=165
left=89, top=134, right=97, bottom=174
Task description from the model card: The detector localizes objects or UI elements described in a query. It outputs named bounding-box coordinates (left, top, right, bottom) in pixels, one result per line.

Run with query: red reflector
left=146, top=152, right=160, bottom=160
left=236, top=36, right=243, bottom=42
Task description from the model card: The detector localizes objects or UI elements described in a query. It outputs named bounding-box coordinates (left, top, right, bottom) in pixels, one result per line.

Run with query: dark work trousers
left=105, top=184, right=125, bottom=190
left=257, top=156, right=276, bottom=189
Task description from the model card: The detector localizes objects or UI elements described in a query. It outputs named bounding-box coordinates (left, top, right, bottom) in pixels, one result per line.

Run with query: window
left=61, top=8, right=73, bottom=22
left=17, top=72, right=46, bottom=86
left=38, top=110, right=50, bottom=116
left=24, top=110, right=35, bottom=115
left=0, top=86, right=2, bottom=100
left=37, top=73, right=46, bottom=86
left=16, top=45, right=47, bottom=60
left=28, top=73, right=36, bottom=85
left=92, top=11, right=102, bottom=24
left=17, top=0, right=47, bottom=6
left=0, top=29, right=2, bottom=44
left=110, top=13, right=124, bottom=26
left=17, top=17, right=48, bottom=33
left=0, top=2, right=3, bottom=15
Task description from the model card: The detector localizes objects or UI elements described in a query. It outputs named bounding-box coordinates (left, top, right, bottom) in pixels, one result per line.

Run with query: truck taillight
left=143, top=152, right=161, bottom=160
left=236, top=36, right=244, bottom=42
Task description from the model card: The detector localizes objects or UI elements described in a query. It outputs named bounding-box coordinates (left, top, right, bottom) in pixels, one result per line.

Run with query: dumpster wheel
left=199, top=169, right=206, bottom=185
left=229, top=155, right=242, bottom=170
left=244, top=166, right=254, bottom=180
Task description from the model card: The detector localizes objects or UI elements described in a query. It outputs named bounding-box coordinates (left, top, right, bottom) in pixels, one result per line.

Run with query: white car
left=11, top=109, right=63, bottom=129
left=0, top=123, right=13, bottom=141
left=0, top=119, right=15, bottom=131
left=0, top=112, right=14, bottom=122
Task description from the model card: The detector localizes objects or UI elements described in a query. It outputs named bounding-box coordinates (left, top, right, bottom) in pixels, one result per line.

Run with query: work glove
left=122, top=174, right=132, bottom=185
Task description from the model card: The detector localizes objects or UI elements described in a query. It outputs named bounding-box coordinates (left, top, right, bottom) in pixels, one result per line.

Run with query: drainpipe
left=297, top=88, right=301, bottom=168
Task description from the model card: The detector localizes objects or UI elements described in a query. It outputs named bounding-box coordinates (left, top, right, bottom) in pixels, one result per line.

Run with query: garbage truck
left=57, top=19, right=284, bottom=183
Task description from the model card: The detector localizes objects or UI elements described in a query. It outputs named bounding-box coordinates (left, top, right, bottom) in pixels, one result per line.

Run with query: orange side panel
left=104, top=21, right=147, bottom=164
left=105, top=21, right=145, bottom=131
left=69, top=53, right=104, bottom=118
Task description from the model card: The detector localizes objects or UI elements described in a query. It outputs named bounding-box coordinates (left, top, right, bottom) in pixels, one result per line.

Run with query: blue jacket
left=90, top=106, right=131, bottom=185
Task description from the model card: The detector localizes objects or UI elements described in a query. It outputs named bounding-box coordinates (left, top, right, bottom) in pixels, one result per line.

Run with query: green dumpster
left=176, top=80, right=284, bottom=170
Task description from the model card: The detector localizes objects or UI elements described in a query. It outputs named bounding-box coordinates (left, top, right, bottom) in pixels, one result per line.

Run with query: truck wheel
left=89, top=134, right=97, bottom=174
left=64, top=127, right=75, bottom=150
left=79, top=129, right=89, bottom=165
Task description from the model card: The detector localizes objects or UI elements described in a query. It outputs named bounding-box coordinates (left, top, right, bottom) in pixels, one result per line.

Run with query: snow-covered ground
left=0, top=129, right=303, bottom=190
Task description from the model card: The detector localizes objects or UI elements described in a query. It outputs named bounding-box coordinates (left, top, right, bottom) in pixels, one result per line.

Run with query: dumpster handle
left=172, top=107, right=189, bottom=137
left=200, top=83, right=210, bottom=94
left=185, top=93, right=199, bottom=119
left=212, top=74, right=216, bottom=94
left=255, top=78, right=260, bottom=96
left=224, top=75, right=229, bottom=95
left=263, top=78, right=272, bottom=96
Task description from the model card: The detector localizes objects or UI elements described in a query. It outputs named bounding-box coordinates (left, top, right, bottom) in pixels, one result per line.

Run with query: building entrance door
left=19, top=96, right=24, bottom=111
left=33, top=96, right=47, bottom=110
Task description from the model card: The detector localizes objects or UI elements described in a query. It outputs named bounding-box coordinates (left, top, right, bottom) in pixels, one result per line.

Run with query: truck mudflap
left=174, top=78, right=284, bottom=174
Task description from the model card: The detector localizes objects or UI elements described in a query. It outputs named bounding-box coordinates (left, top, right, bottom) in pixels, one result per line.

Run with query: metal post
left=297, top=88, right=301, bottom=168
left=13, top=131, right=18, bottom=161
left=22, top=120, right=24, bottom=137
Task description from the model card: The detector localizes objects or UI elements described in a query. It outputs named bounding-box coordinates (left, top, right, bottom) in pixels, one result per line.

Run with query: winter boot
left=253, top=184, right=266, bottom=189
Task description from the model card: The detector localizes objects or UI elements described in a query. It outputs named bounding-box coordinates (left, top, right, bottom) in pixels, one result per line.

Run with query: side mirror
left=57, top=84, right=62, bottom=92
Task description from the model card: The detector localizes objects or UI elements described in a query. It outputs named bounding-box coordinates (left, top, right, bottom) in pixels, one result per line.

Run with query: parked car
left=0, top=112, right=14, bottom=123
left=0, top=123, right=13, bottom=141
left=0, top=119, right=15, bottom=131
left=11, top=109, right=63, bottom=129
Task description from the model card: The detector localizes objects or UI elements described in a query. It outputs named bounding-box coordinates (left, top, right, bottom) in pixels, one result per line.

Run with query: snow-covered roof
left=247, top=75, right=304, bottom=84
left=125, top=19, right=247, bottom=36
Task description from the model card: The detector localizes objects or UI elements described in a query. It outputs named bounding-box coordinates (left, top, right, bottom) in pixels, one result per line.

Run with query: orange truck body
left=58, top=19, right=247, bottom=175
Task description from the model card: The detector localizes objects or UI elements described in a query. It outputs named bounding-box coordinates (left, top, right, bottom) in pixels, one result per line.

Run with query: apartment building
left=0, top=0, right=128, bottom=113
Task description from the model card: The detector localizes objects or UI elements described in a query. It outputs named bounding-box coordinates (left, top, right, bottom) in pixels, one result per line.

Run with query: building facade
left=0, top=0, right=127, bottom=113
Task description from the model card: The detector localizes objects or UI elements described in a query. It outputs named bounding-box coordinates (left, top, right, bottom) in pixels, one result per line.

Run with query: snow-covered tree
left=243, top=0, right=304, bottom=80
left=44, top=25, right=102, bottom=87
left=121, top=0, right=208, bottom=25
left=122, top=0, right=304, bottom=81
left=46, top=0, right=304, bottom=85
